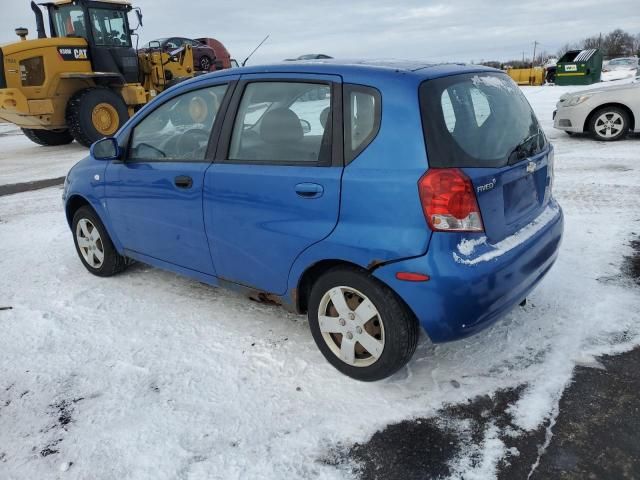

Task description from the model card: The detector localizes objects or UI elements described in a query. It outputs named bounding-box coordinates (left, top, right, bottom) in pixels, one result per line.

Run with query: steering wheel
left=299, top=119, right=312, bottom=134
left=176, top=128, right=210, bottom=158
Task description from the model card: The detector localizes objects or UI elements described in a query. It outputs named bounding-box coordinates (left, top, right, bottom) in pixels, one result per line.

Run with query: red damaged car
left=142, top=37, right=232, bottom=72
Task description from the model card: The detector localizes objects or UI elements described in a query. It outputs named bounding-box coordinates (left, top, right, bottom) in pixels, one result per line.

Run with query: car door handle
left=174, top=175, right=193, bottom=189
left=295, top=182, right=324, bottom=198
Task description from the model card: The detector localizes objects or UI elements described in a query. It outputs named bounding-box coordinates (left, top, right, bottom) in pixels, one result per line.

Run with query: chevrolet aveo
left=63, top=61, right=564, bottom=381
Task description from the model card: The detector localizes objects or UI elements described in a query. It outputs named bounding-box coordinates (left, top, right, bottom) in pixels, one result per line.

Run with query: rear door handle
left=295, top=182, right=324, bottom=198
left=175, top=175, right=193, bottom=189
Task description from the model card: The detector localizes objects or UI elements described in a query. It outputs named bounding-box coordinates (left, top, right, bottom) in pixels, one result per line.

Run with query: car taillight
left=418, top=168, right=484, bottom=232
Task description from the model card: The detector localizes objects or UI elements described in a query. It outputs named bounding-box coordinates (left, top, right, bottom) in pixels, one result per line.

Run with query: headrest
left=320, top=106, right=330, bottom=129
left=260, top=108, right=303, bottom=144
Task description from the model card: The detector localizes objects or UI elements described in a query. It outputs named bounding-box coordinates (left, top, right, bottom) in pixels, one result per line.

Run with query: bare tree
left=601, top=29, right=635, bottom=56
left=582, top=35, right=601, bottom=50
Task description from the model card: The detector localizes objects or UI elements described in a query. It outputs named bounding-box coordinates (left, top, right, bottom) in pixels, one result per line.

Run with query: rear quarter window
left=344, top=84, right=381, bottom=164
left=420, top=72, right=546, bottom=168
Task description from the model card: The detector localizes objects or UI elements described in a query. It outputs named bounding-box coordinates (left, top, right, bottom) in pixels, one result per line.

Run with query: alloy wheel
left=317, top=286, right=385, bottom=367
left=594, top=111, right=624, bottom=139
left=76, top=218, right=104, bottom=269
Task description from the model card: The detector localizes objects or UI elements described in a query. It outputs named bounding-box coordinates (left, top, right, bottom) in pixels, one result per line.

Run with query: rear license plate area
left=503, top=174, right=540, bottom=224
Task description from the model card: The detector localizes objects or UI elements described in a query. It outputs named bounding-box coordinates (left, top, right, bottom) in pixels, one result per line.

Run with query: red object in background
left=195, top=38, right=233, bottom=70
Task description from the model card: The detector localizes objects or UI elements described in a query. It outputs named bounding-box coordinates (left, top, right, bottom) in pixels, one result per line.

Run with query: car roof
left=219, top=59, right=498, bottom=82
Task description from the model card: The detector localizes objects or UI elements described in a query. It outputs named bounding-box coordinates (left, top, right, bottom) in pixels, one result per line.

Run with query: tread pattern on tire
left=308, top=265, right=420, bottom=382
left=65, top=87, right=129, bottom=147
left=21, top=128, right=74, bottom=146
left=72, top=206, right=128, bottom=277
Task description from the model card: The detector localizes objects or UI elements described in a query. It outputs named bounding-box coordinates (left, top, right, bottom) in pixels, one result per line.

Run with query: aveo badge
left=57, top=47, right=89, bottom=61
left=476, top=178, right=497, bottom=193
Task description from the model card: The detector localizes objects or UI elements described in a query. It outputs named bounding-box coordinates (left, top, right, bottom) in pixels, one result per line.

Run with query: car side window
left=129, top=84, right=227, bottom=162
left=227, top=82, right=332, bottom=164
left=344, top=84, right=381, bottom=164
left=166, top=38, right=181, bottom=49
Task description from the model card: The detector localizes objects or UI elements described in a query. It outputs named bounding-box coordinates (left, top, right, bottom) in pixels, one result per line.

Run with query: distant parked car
left=553, top=82, right=640, bottom=140
left=142, top=37, right=218, bottom=71
left=194, top=37, right=234, bottom=70
left=284, top=54, right=333, bottom=61
left=63, top=61, right=563, bottom=381
left=601, top=57, right=639, bottom=82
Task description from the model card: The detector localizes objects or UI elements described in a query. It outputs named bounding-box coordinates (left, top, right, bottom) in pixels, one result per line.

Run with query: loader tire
left=66, top=88, right=129, bottom=147
left=21, top=128, right=74, bottom=146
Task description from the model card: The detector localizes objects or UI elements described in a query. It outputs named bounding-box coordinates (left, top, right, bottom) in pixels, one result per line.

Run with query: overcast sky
left=1, top=0, right=639, bottom=64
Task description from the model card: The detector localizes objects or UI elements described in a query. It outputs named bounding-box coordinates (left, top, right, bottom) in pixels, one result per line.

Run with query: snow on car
left=0, top=78, right=639, bottom=479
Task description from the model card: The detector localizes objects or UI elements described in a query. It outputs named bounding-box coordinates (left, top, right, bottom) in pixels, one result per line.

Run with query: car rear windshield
left=419, top=72, right=547, bottom=168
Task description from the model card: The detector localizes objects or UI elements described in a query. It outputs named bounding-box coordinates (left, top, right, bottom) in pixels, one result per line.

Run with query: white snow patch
left=526, top=402, right=560, bottom=480
left=454, top=204, right=560, bottom=265
left=456, top=236, right=487, bottom=256
left=449, top=423, right=506, bottom=480
left=472, top=74, right=516, bottom=92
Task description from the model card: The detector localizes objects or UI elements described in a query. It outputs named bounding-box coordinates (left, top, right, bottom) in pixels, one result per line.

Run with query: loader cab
left=45, top=0, right=139, bottom=83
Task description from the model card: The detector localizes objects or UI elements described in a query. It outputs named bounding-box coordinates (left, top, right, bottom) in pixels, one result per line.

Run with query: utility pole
left=530, top=40, right=539, bottom=85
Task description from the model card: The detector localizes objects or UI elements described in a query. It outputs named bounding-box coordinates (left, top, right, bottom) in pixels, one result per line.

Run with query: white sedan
left=553, top=81, right=640, bottom=141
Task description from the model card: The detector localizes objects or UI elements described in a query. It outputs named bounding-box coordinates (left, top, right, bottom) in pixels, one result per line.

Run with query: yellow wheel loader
left=0, top=0, right=196, bottom=147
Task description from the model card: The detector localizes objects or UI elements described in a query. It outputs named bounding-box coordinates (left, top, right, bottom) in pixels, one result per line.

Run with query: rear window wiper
left=508, top=132, right=542, bottom=164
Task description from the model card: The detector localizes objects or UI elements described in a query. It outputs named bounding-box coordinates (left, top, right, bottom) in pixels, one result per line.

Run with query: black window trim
left=343, top=83, right=382, bottom=165
left=122, top=80, right=238, bottom=164
left=215, top=78, right=343, bottom=168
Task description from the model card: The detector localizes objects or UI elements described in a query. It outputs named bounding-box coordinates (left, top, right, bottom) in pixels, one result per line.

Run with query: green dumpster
left=555, top=49, right=603, bottom=85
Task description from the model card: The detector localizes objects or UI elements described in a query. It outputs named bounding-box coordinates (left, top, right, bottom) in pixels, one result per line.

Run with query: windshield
left=51, top=5, right=87, bottom=38
left=419, top=72, right=546, bottom=168
left=89, top=8, right=130, bottom=47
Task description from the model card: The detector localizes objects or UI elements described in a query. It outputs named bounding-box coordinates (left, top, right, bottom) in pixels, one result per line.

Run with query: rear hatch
left=419, top=71, right=552, bottom=243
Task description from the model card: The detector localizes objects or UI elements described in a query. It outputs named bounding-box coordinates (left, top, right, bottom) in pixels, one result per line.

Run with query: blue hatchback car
left=63, top=60, right=563, bottom=381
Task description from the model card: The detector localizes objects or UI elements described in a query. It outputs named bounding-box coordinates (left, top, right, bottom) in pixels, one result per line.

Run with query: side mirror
left=90, top=137, right=120, bottom=160
left=148, top=40, right=161, bottom=50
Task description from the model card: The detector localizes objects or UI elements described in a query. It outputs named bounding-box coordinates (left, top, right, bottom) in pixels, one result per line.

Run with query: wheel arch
left=295, top=259, right=367, bottom=314
left=584, top=102, right=635, bottom=132
left=65, top=194, right=92, bottom=228
left=65, top=193, right=124, bottom=254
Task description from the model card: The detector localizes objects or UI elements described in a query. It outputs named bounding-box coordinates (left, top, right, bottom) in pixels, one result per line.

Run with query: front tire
left=589, top=106, right=629, bottom=141
left=21, top=128, right=74, bottom=146
left=66, top=88, right=129, bottom=147
left=308, top=267, right=419, bottom=381
left=72, top=206, right=127, bottom=277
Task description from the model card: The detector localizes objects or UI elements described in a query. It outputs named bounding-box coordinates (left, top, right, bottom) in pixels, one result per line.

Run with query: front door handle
left=295, top=182, right=324, bottom=198
left=175, top=175, right=193, bottom=189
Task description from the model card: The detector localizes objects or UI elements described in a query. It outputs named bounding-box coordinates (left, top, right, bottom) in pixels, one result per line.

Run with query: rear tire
left=589, top=106, right=629, bottom=141
left=72, top=206, right=128, bottom=277
left=66, top=88, right=129, bottom=147
left=307, top=266, right=419, bottom=381
left=199, top=55, right=212, bottom=71
left=21, top=128, right=73, bottom=146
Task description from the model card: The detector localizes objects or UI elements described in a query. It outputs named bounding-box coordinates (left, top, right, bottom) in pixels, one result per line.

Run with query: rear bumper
left=373, top=201, right=564, bottom=343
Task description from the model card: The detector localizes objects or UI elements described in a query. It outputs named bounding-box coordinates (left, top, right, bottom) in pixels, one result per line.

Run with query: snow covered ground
left=0, top=79, right=639, bottom=479
left=0, top=123, right=86, bottom=185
